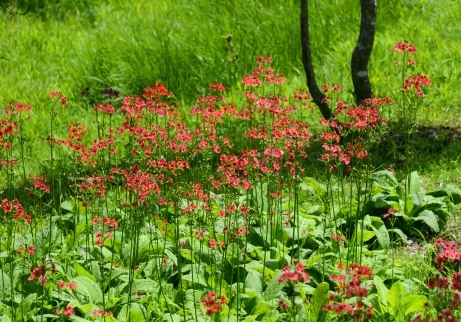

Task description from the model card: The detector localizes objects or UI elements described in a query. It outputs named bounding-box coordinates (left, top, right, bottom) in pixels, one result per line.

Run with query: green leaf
left=73, top=263, right=96, bottom=282
left=354, top=229, right=376, bottom=243
left=182, top=272, right=207, bottom=288
left=15, top=294, right=36, bottom=321
left=245, top=270, right=262, bottom=293
left=387, top=281, right=403, bottom=315
left=72, top=276, right=103, bottom=306
left=127, top=309, right=145, bottom=322
left=118, top=303, right=146, bottom=322
left=309, top=282, right=329, bottom=321
left=300, top=177, right=326, bottom=197
left=388, top=228, right=408, bottom=243
left=253, top=301, right=271, bottom=316
left=127, top=279, right=157, bottom=295
left=408, top=171, right=425, bottom=206
left=373, top=170, right=399, bottom=191
left=0, top=314, right=11, bottom=322
left=402, top=295, right=427, bottom=315
left=368, top=216, right=390, bottom=249
left=263, top=274, right=283, bottom=301
left=60, top=200, right=73, bottom=211
left=373, top=276, right=389, bottom=307
left=0, top=269, right=11, bottom=300
left=413, top=209, right=439, bottom=232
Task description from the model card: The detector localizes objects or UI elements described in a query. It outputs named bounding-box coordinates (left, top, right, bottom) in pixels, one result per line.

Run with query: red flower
left=393, top=41, right=417, bottom=53
left=201, top=292, right=225, bottom=316
left=279, top=262, right=309, bottom=283
left=62, top=305, right=75, bottom=316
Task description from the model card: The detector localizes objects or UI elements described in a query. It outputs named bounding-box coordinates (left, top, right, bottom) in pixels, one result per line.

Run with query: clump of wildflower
left=434, top=238, right=461, bottom=271
left=323, top=263, right=374, bottom=321
left=0, top=198, right=31, bottom=223
left=49, top=91, right=67, bottom=106
left=53, top=305, right=75, bottom=318
left=279, top=262, right=309, bottom=283
left=28, top=258, right=56, bottom=286
left=201, top=291, right=226, bottom=316
left=91, top=309, right=114, bottom=319
left=57, top=280, right=78, bottom=291
left=414, top=239, right=461, bottom=321
left=92, top=216, right=118, bottom=247
left=393, top=40, right=417, bottom=53
left=402, top=74, right=432, bottom=98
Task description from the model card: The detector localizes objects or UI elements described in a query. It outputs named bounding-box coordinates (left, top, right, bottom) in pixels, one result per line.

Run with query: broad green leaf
left=373, top=276, right=389, bottom=307
left=387, top=281, right=403, bottom=315
left=402, top=295, right=427, bottom=315
left=413, top=209, right=439, bottom=232
left=309, top=282, right=329, bottom=321
left=0, top=269, right=11, bottom=300
left=181, top=273, right=207, bottom=288
left=253, top=301, right=271, bottom=316
left=0, top=314, right=11, bottom=322
left=73, top=263, right=96, bottom=282
left=388, top=228, right=408, bottom=243
left=72, top=276, right=103, bottom=306
left=408, top=171, right=425, bottom=206
left=118, top=303, right=146, bottom=322
left=368, top=216, right=390, bottom=249
left=354, top=229, right=376, bottom=243
left=126, top=279, right=156, bottom=295
left=373, top=170, right=399, bottom=191
left=447, top=184, right=461, bottom=204
left=245, top=270, right=262, bottom=293
left=60, top=200, right=73, bottom=211
left=127, top=309, right=145, bottom=322
left=14, top=294, right=37, bottom=322
left=300, top=177, right=326, bottom=197
left=263, top=274, right=284, bottom=301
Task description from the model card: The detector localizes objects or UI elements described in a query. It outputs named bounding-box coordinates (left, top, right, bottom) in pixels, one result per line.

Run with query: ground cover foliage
left=1, top=45, right=461, bottom=321
left=1, top=1, right=461, bottom=321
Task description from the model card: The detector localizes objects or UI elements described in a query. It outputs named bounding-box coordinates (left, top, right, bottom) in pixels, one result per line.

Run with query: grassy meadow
left=1, top=0, right=461, bottom=321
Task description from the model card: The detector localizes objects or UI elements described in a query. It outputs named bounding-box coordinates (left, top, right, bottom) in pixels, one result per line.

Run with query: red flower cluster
left=91, top=309, right=114, bottom=318
left=319, top=96, right=389, bottom=170
left=201, top=291, right=226, bottom=316
left=0, top=198, right=31, bottom=223
left=434, top=238, right=461, bottom=267
left=49, top=91, right=67, bottom=106
left=29, top=175, right=51, bottom=194
left=279, top=262, right=309, bottom=283
left=402, top=74, right=432, bottom=98
left=92, top=216, right=118, bottom=247
left=323, top=263, right=374, bottom=321
left=393, top=41, right=417, bottom=53
left=28, top=258, right=56, bottom=286
left=57, top=280, right=78, bottom=291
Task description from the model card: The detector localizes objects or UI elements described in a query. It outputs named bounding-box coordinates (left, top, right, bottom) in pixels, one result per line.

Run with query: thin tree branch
left=351, top=0, right=377, bottom=106
left=300, top=0, right=332, bottom=120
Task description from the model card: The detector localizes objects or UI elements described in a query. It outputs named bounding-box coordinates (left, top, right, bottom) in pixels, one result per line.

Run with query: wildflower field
left=1, top=1, right=461, bottom=321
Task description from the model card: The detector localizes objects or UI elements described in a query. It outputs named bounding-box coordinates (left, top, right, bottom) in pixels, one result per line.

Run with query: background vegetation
left=1, top=0, right=460, bottom=182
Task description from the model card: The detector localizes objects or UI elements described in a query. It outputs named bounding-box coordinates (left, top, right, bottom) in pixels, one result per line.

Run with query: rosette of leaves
left=362, top=170, right=461, bottom=243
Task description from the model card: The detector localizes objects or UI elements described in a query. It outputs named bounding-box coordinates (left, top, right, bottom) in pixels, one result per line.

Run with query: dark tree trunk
left=300, top=0, right=332, bottom=120
left=351, top=0, right=377, bottom=106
